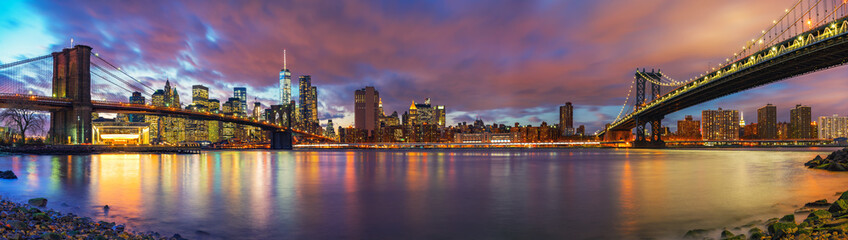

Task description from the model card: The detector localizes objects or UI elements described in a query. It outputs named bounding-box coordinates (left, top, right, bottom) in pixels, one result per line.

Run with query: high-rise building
left=325, top=120, right=336, bottom=139
left=354, top=86, right=380, bottom=133
left=234, top=87, right=247, bottom=115
left=757, top=104, right=777, bottom=139
left=819, top=115, right=848, bottom=139
left=702, top=108, right=739, bottom=140
left=192, top=85, right=209, bottom=105
left=253, top=102, right=262, bottom=120
left=677, top=115, right=701, bottom=140
left=129, top=92, right=145, bottom=122
left=790, top=104, right=812, bottom=139
left=414, top=98, right=434, bottom=125
left=435, top=105, right=446, bottom=127
left=560, top=102, right=574, bottom=136
left=280, top=50, right=292, bottom=105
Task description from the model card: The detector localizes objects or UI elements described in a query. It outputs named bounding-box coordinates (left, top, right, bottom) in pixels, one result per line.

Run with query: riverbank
left=0, top=197, right=184, bottom=239
left=0, top=145, right=201, bottom=155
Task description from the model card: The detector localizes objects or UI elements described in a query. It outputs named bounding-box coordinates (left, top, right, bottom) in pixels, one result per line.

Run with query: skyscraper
left=354, top=86, right=380, bottom=133
left=790, top=104, right=812, bottom=139
left=702, top=108, right=740, bottom=140
left=298, top=75, right=318, bottom=129
left=128, top=92, right=145, bottom=122
left=234, top=87, right=247, bottom=115
left=192, top=85, right=209, bottom=106
left=253, top=102, right=262, bottom=120
left=757, top=104, right=777, bottom=139
left=279, top=50, right=292, bottom=105
left=559, top=102, right=574, bottom=136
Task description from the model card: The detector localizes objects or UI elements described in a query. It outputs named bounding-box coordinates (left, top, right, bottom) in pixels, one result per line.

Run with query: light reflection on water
left=0, top=149, right=846, bottom=239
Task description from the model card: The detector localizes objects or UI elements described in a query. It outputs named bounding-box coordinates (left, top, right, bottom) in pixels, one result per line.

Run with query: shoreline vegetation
left=0, top=173, right=186, bottom=239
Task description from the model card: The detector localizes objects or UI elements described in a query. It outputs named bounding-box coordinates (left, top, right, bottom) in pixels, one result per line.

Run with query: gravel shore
left=0, top=198, right=185, bottom=240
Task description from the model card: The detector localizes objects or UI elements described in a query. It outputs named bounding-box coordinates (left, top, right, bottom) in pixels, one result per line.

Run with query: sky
left=2, top=0, right=848, bottom=132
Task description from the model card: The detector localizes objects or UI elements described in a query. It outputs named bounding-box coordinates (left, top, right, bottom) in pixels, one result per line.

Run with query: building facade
left=701, top=108, right=740, bottom=140
left=354, top=86, right=380, bottom=133
left=559, top=102, right=574, bottom=136
left=757, top=104, right=777, bottom=139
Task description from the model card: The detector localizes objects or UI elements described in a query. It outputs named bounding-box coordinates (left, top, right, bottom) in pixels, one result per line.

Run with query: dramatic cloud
left=1, top=0, right=846, bottom=131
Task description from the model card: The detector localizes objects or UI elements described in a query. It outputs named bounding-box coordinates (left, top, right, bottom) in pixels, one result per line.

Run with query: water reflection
left=0, top=149, right=846, bottom=239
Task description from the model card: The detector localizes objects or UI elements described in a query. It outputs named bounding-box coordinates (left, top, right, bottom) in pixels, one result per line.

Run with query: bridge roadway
left=0, top=94, right=333, bottom=141
left=602, top=17, right=848, bottom=135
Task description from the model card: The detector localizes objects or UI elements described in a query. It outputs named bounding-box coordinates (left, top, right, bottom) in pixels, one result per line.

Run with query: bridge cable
left=90, top=71, right=135, bottom=93
left=90, top=63, right=150, bottom=95
left=92, top=54, right=157, bottom=93
left=0, top=55, right=51, bottom=70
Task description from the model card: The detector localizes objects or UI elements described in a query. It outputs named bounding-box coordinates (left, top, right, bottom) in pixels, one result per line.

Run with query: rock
left=683, top=229, right=709, bottom=239
left=32, top=212, right=49, bottom=221
left=805, top=210, right=832, bottom=225
left=0, top=170, right=16, bottom=179
left=172, top=233, right=187, bottom=240
left=779, top=214, right=796, bottom=223
left=748, top=229, right=765, bottom=240
left=27, top=198, right=47, bottom=207
left=805, top=199, right=830, bottom=208
left=767, top=222, right=798, bottom=237
left=840, top=191, right=848, bottom=201
left=828, top=162, right=848, bottom=171
left=721, top=229, right=735, bottom=238
left=824, top=218, right=848, bottom=227
left=6, top=220, right=26, bottom=230
left=829, top=199, right=848, bottom=216
left=41, top=232, right=61, bottom=240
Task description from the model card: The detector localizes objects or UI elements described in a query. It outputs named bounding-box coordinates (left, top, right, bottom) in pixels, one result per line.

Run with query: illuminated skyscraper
left=701, top=108, right=739, bottom=140
left=280, top=50, right=292, bottom=105
left=192, top=85, right=209, bottom=106
left=790, top=104, right=812, bottom=139
left=819, top=115, right=848, bottom=139
left=234, top=87, right=247, bottom=115
left=128, top=92, right=145, bottom=122
left=355, top=86, right=380, bottom=133
left=559, top=102, right=574, bottom=136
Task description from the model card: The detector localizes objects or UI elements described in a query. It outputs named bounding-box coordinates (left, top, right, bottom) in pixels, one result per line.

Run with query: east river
left=0, top=148, right=846, bottom=239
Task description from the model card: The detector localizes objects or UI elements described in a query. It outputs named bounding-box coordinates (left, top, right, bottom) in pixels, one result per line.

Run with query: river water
left=0, top=148, right=846, bottom=239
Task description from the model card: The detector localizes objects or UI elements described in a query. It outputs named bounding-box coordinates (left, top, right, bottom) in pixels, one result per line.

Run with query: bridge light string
left=612, top=78, right=636, bottom=122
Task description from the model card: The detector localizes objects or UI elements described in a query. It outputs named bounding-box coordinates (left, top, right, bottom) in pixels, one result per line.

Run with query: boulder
left=720, top=229, right=734, bottom=238
left=823, top=218, right=848, bottom=227
left=779, top=214, right=796, bottom=223
left=27, top=198, right=47, bottom=207
left=804, top=210, right=832, bottom=225
left=0, top=170, right=16, bottom=179
left=805, top=199, right=830, bottom=208
left=829, top=199, right=848, bottom=216
left=748, top=228, right=765, bottom=240
left=683, top=229, right=709, bottom=239
left=767, top=222, right=798, bottom=238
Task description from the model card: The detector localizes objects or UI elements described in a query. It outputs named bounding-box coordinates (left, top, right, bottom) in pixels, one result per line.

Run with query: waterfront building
left=701, top=108, right=739, bottom=141
left=280, top=50, right=292, bottom=105
left=435, top=105, right=446, bottom=127
left=559, top=102, right=574, bottom=136
left=454, top=132, right=522, bottom=143
left=790, top=104, right=812, bottom=139
left=354, top=86, right=380, bottom=133
left=818, top=115, right=848, bottom=139
left=234, top=87, right=247, bottom=115
left=92, top=121, right=150, bottom=145
left=325, top=120, right=336, bottom=139
left=677, top=115, right=701, bottom=140
left=298, top=76, right=318, bottom=131
left=757, top=104, right=777, bottom=139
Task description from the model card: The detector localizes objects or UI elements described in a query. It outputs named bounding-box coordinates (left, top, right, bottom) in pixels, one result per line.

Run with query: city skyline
left=4, top=0, right=848, bottom=131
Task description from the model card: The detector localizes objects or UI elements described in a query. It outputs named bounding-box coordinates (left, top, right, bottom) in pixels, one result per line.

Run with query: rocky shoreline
left=805, top=148, right=848, bottom=171
left=0, top=170, right=186, bottom=240
left=684, top=191, right=848, bottom=239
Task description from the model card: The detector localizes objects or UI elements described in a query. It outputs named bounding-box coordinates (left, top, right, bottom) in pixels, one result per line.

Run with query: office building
left=234, top=87, right=247, bottom=115
left=560, top=102, right=574, bottom=136
left=128, top=91, right=145, bottom=122
left=280, top=50, right=292, bottom=105
left=354, top=86, right=380, bottom=133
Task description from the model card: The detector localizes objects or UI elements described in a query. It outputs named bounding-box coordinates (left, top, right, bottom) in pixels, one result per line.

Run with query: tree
left=0, top=102, right=46, bottom=143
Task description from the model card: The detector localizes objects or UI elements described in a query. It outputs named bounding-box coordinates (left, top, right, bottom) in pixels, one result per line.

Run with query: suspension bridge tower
left=633, top=69, right=665, bottom=148
left=49, top=45, right=93, bottom=144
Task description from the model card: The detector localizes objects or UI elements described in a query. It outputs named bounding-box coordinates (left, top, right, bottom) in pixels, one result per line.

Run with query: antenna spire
left=283, top=49, right=287, bottom=70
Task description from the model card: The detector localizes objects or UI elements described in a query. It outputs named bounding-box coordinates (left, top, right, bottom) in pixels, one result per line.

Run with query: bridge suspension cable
left=0, top=55, right=51, bottom=70
left=612, top=79, right=635, bottom=122
left=92, top=54, right=156, bottom=93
